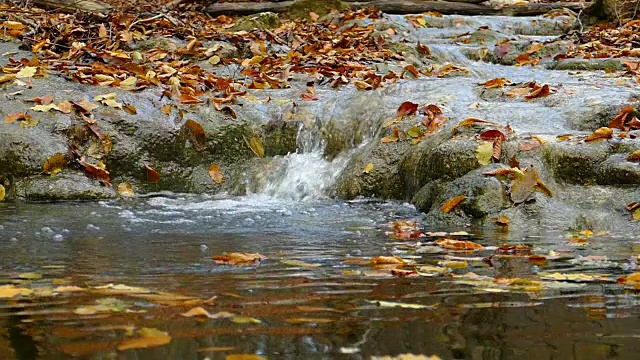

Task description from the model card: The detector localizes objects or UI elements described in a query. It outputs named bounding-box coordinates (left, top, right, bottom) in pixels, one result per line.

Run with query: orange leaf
left=183, top=119, right=207, bottom=151
left=435, top=238, right=483, bottom=250
left=585, top=127, right=613, bottom=142
left=524, top=84, right=550, bottom=100
left=370, top=256, right=405, bottom=265
left=180, top=93, right=203, bottom=104
left=609, top=106, right=634, bottom=130
left=212, top=253, right=266, bottom=265
left=440, top=195, right=466, bottom=213
left=483, top=168, right=513, bottom=176
left=209, top=163, right=224, bottom=184
left=480, top=78, right=511, bottom=89
left=381, top=127, right=400, bottom=143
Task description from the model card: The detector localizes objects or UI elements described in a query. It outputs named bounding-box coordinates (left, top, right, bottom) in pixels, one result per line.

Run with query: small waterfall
left=252, top=122, right=355, bottom=201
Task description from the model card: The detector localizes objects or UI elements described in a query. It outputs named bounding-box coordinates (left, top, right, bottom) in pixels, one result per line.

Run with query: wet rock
left=287, top=0, right=347, bottom=20
left=551, top=58, right=626, bottom=71
left=15, top=172, right=116, bottom=201
left=231, top=12, right=281, bottom=32
left=595, top=154, right=640, bottom=185
left=411, top=179, right=447, bottom=212
left=543, top=141, right=611, bottom=184
left=422, top=164, right=510, bottom=225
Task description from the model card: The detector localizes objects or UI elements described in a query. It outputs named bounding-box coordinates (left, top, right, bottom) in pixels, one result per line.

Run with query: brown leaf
left=483, top=167, right=513, bottom=176
left=435, top=238, right=484, bottom=251
left=518, top=137, right=544, bottom=151
left=456, top=117, right=499, bottom=128
left=212, top=253, right=266, bottom=265
left=124, top=104, right=137, bottom=115
left=510, top=166, right=551, bottom=204
left=381, top=127, right=400, bottom=143
left=183, top=119, right=207, bottom=151
left=585, top=127, right=613, bottom=142
left=492, top=216, right=510, bottom=226
left=4, top=112, right=30, bottom=124
left=417, top=41, right=431, bottom=56
left=492, top=138, right=502, bottom=161
left=526, top=43, right=543, bottom=54
left=144, top=164, right=160, bottom=184
left=117, top=329, right=171, bottom=351
left=79, top=160, right=111, bottom=186
left=440, top=195, right=466, bottom=213
left=479, top=129, right=506, bottom=141
left=396, top=101, right=418, bottom=118
left=524, top=84, right=550, bottom=100
left=508, top=155, right=520, bottom=168
left=209, top=163, right=224, bottom=184
left=180, top=93, right=203, bottom=104
left=402, top=64, right=419, bottom=78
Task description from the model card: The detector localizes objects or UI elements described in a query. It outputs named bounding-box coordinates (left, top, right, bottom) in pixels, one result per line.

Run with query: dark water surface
left=0, top=195, right=638, bottom=359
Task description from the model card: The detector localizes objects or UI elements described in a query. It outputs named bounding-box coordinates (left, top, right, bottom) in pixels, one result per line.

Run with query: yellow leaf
left=16, top=66, right=37, bottom=78
left=209, top=163, right=224, bottom=184
left=209, top=55, right=221, bottom=65
left=0, top=184, right=4, bottom=201
left=231, top=316, right=262, bottom=324
left=103, top=98, right=123, bottom=109
left=363, top=163, right=374, bottom=174
left=94, top=93, right=117, bottom=102
left=18, top=272, right=42, bottom=280
left=119, top=77, right=137, bottom=91
left=416, top=17, right=427, bottom=27
left=280, top=259, right=321, bottom=267
left=43, top=153, right=66, bottom=175
left=475, top=141, right=493, bottom=166
left=98, top=24, right=108, bottom=38
left=31, top=103, right=59, bottom=112
left=0, top=285, right=32, bottom=298
left=367, top=300, right=432, bottom=309
left=245, top=135, right=264, bottom=158
left=117, top=328, right=171, bottom=351
left=117, top=183, right=135, bottom=198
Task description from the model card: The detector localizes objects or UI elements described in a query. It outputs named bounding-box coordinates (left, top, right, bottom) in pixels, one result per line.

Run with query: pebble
left=52, top=234, right=64, bottom=241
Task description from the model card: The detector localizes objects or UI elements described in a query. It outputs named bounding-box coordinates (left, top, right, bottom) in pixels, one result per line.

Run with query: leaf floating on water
left=280, top=259, right=321, bottom=268
left=286, top=318, right=334, bottom=324
left=212, top=253, right=266, bottom=265
left=435, top=238, right=483, bottom=251
left=231, top=316, right=262, bottom=324
left=369, top=256, right=405, bottom=266
left=209, top=163, right=224, bottom=184
left=144, top=164, right=160, bottom=184
left=0, top=285, right=32, bottom=298
left=539, top=272, right=610, bottom=283
left=226, top=355, right=266, bottom=360
left=437, top=260, right=468, bottom=269
left=181, top=307, right=234, bottom=319
left=475, top=141, right=493, bottom=166
left=18, top=272, right=42, bottom=280
left=244, top=135, right=264, bottom=158
left=296, top=305, right=343, bottom=313
left=440, top=195, right=466, bottom=213
left=117, top=328, right=171, bottom=351
left=43, top=153, right=66, bottom=175
left=117, top=183, right=135, bottom=198
left=372, top=354, right=442, bottom=360
left=367, top=300, right=433, bottom=309
left=363, top=163, right=374, bottom=174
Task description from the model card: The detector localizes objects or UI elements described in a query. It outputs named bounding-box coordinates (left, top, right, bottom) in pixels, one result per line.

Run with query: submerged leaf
left=435, top=238, right=483, bottom=250
left=117, top=328, right=171, bottom=351
left=212, top=253, right=266, bottom=265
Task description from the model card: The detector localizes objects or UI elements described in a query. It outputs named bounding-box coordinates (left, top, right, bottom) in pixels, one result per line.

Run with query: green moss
left=231, top=12, right=281, bottom=32
left=287, top=0, right=347, bottom=20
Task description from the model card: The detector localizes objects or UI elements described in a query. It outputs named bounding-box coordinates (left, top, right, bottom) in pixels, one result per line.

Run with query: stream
left=0, top=10, right=640, bottom=360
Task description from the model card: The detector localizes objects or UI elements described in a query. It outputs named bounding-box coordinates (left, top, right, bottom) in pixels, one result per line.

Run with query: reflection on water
left=0, top=195, right=638, bottom=359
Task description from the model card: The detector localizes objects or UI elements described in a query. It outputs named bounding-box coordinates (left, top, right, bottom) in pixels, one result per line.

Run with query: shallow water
left=0, top=195, right=638, bottom=359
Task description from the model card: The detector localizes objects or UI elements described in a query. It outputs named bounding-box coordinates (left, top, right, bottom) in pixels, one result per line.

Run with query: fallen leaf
left=79, top=160, right=111, bottom=186
left=124, top=104, right=137, bottom=115
left=396, top=101, right=418, bottom=118
left=367, top=300, right=432, bottom=309
left=440, top=195, right=466, bottom=213
left=524, top=84, right=550, bottom=100
left=0, top=285, right=32, bottom=298
left=144, top=164, right=160, bottom=184
left=31, top=103, right=59, bottom=112
left=476, top=141, right=493, bottom=166
left=479, top=129, right=506, bottom=141
left=231, top=316, right=262, bottom=324
left=181, top=307, right=234, bottom=319
left=183, top=119, right=207, bottom=151
left=480, top=78, right=511, bottom=89
left=117, top=328, right=171, bottom=351
left=296, top=305, right=343, bottom=313
left=526, top=42, right=543, bottom=54
left=43, top=153, right=66, bottom=175
left=492, top=216, right=510, bottom=226
left=627, top=150, right=640, bottom=162
left=209, top=163, right=224, bottom=184
left=226, top=355, right=266, bottom=360
left=286, top=318, right=334, bottom=324
left=245, top=135, right=264, bottom=158
left=370, top=256, right=405, bottom=265
left=456, top=117, right=499, bottom=129
left=510, top=166, right=551, bottom=204
left=180, top=93, right=203, bottom=104
left=4, top=112, right=30, bottom=124
left=117, top=183, right=135, bottom=198
left=609, top=106, right=634, bottom=130
left=280, top=259, right=321, bottom=267
left=483, top=167, right=513, bottom=176
left=584, top=127, right=613, bottom=142
left=381, top=127, right=400, bottom=143
left=212, top=253, right=266, bottom=265
left=16, top=66, right=37, bottom=78
left=435, top=238, right=483, bottom=251
left=492, top=138, right=502, bottom=161
left=57, top=101, right=73, bottom=114
left=0, top=184, right=4, bottom=201
left=519, top=137, right=544, bottom=151
left=363, top=163, right=374, bottom=174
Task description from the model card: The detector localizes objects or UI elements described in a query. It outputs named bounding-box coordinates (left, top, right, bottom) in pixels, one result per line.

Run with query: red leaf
left=144, top=164, right=160, bottom=184
left=396, top=101, right=418, bottom=117
left=479, top=129, right=506, bottom=141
